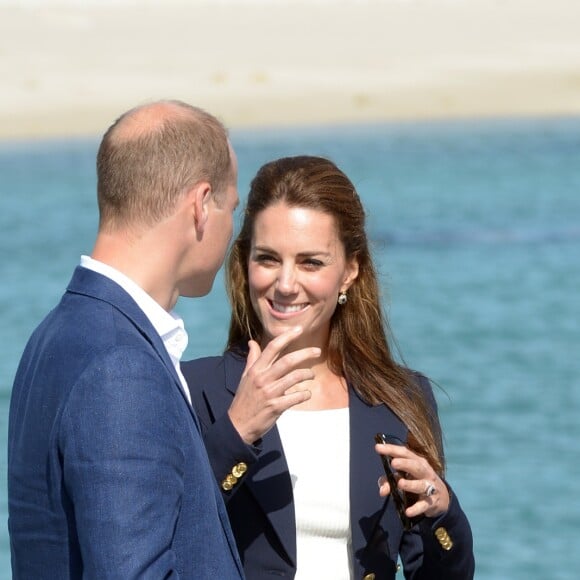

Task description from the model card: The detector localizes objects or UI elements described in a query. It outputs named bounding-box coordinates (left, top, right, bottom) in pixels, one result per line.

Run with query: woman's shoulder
left=181, top=354, right=224, bottom=374
left=181, top=347, right=246, bottom=381
left=408, top=368, right=432, bottom=389
left=401, top=367, right=439, bottom=410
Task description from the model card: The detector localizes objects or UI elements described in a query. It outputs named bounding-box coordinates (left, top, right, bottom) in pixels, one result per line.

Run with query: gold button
left=363, top=574, right=375, bottom=580
left=221, top=473, right=238, bottom=491
left=232, top=462, right=247, bottom=478
left=435, top=527, right=453, bottom=551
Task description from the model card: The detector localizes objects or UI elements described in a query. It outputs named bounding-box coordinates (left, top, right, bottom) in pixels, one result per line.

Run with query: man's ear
left=190, top=182, right=212, bottom=236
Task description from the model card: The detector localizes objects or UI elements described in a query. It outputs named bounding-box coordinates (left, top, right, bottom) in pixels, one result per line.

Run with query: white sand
left=1, top=0, right=580, bottom=139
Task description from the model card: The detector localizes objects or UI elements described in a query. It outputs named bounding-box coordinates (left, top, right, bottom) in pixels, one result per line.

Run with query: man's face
left=205, top=152, right=240, bottom=283
left=184, top=146, right=239, bottom=297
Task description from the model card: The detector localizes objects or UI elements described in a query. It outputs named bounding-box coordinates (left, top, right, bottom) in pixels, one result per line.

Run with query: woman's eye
left=303, top=259, right=323, bottom=268
left=254, top=254, right=277, bottom=263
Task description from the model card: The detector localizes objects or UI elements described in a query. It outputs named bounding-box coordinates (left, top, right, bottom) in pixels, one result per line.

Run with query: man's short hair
left=96, top=100, right=231, bottom=231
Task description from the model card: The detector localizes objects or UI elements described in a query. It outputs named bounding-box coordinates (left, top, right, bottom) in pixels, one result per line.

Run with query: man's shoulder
left=17, top=281, right=155, bottom=388
left=53, top=289, right=138, bottom=341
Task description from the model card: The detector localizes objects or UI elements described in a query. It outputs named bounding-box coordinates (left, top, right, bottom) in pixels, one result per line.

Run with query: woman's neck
left=290, top=362, right=348, bottom=411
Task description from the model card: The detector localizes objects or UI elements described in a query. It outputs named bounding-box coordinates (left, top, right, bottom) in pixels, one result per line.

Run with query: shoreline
left=2, top=0, right=580, bottom=139
left=3, top=103, right=579, bottom=145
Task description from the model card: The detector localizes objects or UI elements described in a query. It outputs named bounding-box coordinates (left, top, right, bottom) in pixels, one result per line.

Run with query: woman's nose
left=276, top=265, right=297, bottom=294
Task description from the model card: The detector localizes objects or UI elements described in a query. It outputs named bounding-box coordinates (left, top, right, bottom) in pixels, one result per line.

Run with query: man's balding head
left=96, top=100, right=232, bottom=232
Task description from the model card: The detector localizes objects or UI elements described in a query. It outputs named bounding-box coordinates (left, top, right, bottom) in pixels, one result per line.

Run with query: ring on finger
left=424, top=482, right=436, bottom=497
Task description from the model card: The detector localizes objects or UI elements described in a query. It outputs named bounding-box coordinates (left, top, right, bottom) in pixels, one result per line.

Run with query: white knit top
left=276, top=407, right=353, bottom=579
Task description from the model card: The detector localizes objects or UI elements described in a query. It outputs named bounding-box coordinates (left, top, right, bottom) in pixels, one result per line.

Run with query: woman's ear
left=342, top=257, right=359, bottom=292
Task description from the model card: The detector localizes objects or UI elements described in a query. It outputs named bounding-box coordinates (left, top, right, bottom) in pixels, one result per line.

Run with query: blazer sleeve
left=183, top=357, right=259, bottom=501
left=400, top=486, right=475, bottom=580
left=399, top=373, right=475, bottom=580
left=59, top=347, right=188, bottom=579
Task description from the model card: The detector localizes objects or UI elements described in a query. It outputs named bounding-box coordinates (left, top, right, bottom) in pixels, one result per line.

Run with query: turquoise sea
left=1, top=117, right=579, bottom=579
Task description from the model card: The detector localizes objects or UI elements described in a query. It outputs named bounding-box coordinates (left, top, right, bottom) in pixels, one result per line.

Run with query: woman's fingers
left=375, top=442, right=450, bottom=517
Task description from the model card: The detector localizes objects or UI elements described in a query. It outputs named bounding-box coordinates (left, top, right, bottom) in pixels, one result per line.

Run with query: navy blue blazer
left=182, top=351, right=474, bottom=580
left=8, top=267, right=244, bottom=579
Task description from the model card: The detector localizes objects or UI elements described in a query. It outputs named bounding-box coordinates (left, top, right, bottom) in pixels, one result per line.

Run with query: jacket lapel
left=349, top=388, right=407, bottom=575
left=223, top=352, right=297, bottom=567
left=67, top=266, right=200, bottom=429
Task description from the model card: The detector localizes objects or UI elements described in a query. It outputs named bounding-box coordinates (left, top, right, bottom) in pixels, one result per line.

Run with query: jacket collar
left=67, top=266, right=199, bottom=428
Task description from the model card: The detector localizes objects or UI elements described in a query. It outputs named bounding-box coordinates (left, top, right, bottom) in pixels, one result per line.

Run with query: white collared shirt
left=80, top=255, right=191, bottom=405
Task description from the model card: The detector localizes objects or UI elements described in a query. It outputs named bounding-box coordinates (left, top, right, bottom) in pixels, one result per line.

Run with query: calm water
left=1, top=117, right=579, bottom=579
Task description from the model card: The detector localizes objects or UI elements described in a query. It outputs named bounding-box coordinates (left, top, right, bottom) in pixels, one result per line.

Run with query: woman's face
left=248, top=202, right=358, bottom=349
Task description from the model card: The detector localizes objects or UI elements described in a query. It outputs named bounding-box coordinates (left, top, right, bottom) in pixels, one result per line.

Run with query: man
left=7, top=100, right=245, bottom=578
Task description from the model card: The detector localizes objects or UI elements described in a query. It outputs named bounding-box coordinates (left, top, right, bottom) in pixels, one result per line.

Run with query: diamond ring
left=425, top=482, right=436, bottom=497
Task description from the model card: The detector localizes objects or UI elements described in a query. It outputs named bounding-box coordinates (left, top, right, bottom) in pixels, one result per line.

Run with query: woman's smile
left=269, top=300, right=310, bottom=316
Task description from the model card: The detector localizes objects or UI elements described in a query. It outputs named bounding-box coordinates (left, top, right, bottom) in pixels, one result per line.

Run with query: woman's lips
left=268, top=299, right=309, bottom=315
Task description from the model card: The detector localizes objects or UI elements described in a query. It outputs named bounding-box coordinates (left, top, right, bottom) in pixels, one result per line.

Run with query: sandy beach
left=1, top=0, right=580, bottom=140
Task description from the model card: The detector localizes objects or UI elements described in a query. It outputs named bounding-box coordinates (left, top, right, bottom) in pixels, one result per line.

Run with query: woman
left=182, top=156, right=474, bottom=579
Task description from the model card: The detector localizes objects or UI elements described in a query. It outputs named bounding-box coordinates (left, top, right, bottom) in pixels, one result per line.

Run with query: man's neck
left=91, top=232, right=178, bottom=311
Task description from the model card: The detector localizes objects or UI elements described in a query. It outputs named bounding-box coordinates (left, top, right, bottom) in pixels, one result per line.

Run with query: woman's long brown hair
left=226, top=156, right=445, bottom=475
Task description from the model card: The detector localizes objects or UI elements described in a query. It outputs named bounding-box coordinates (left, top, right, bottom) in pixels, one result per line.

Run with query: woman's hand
left=228, top=327, right=320, bottom=444
left=375, top=442, right=450, bottom=519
